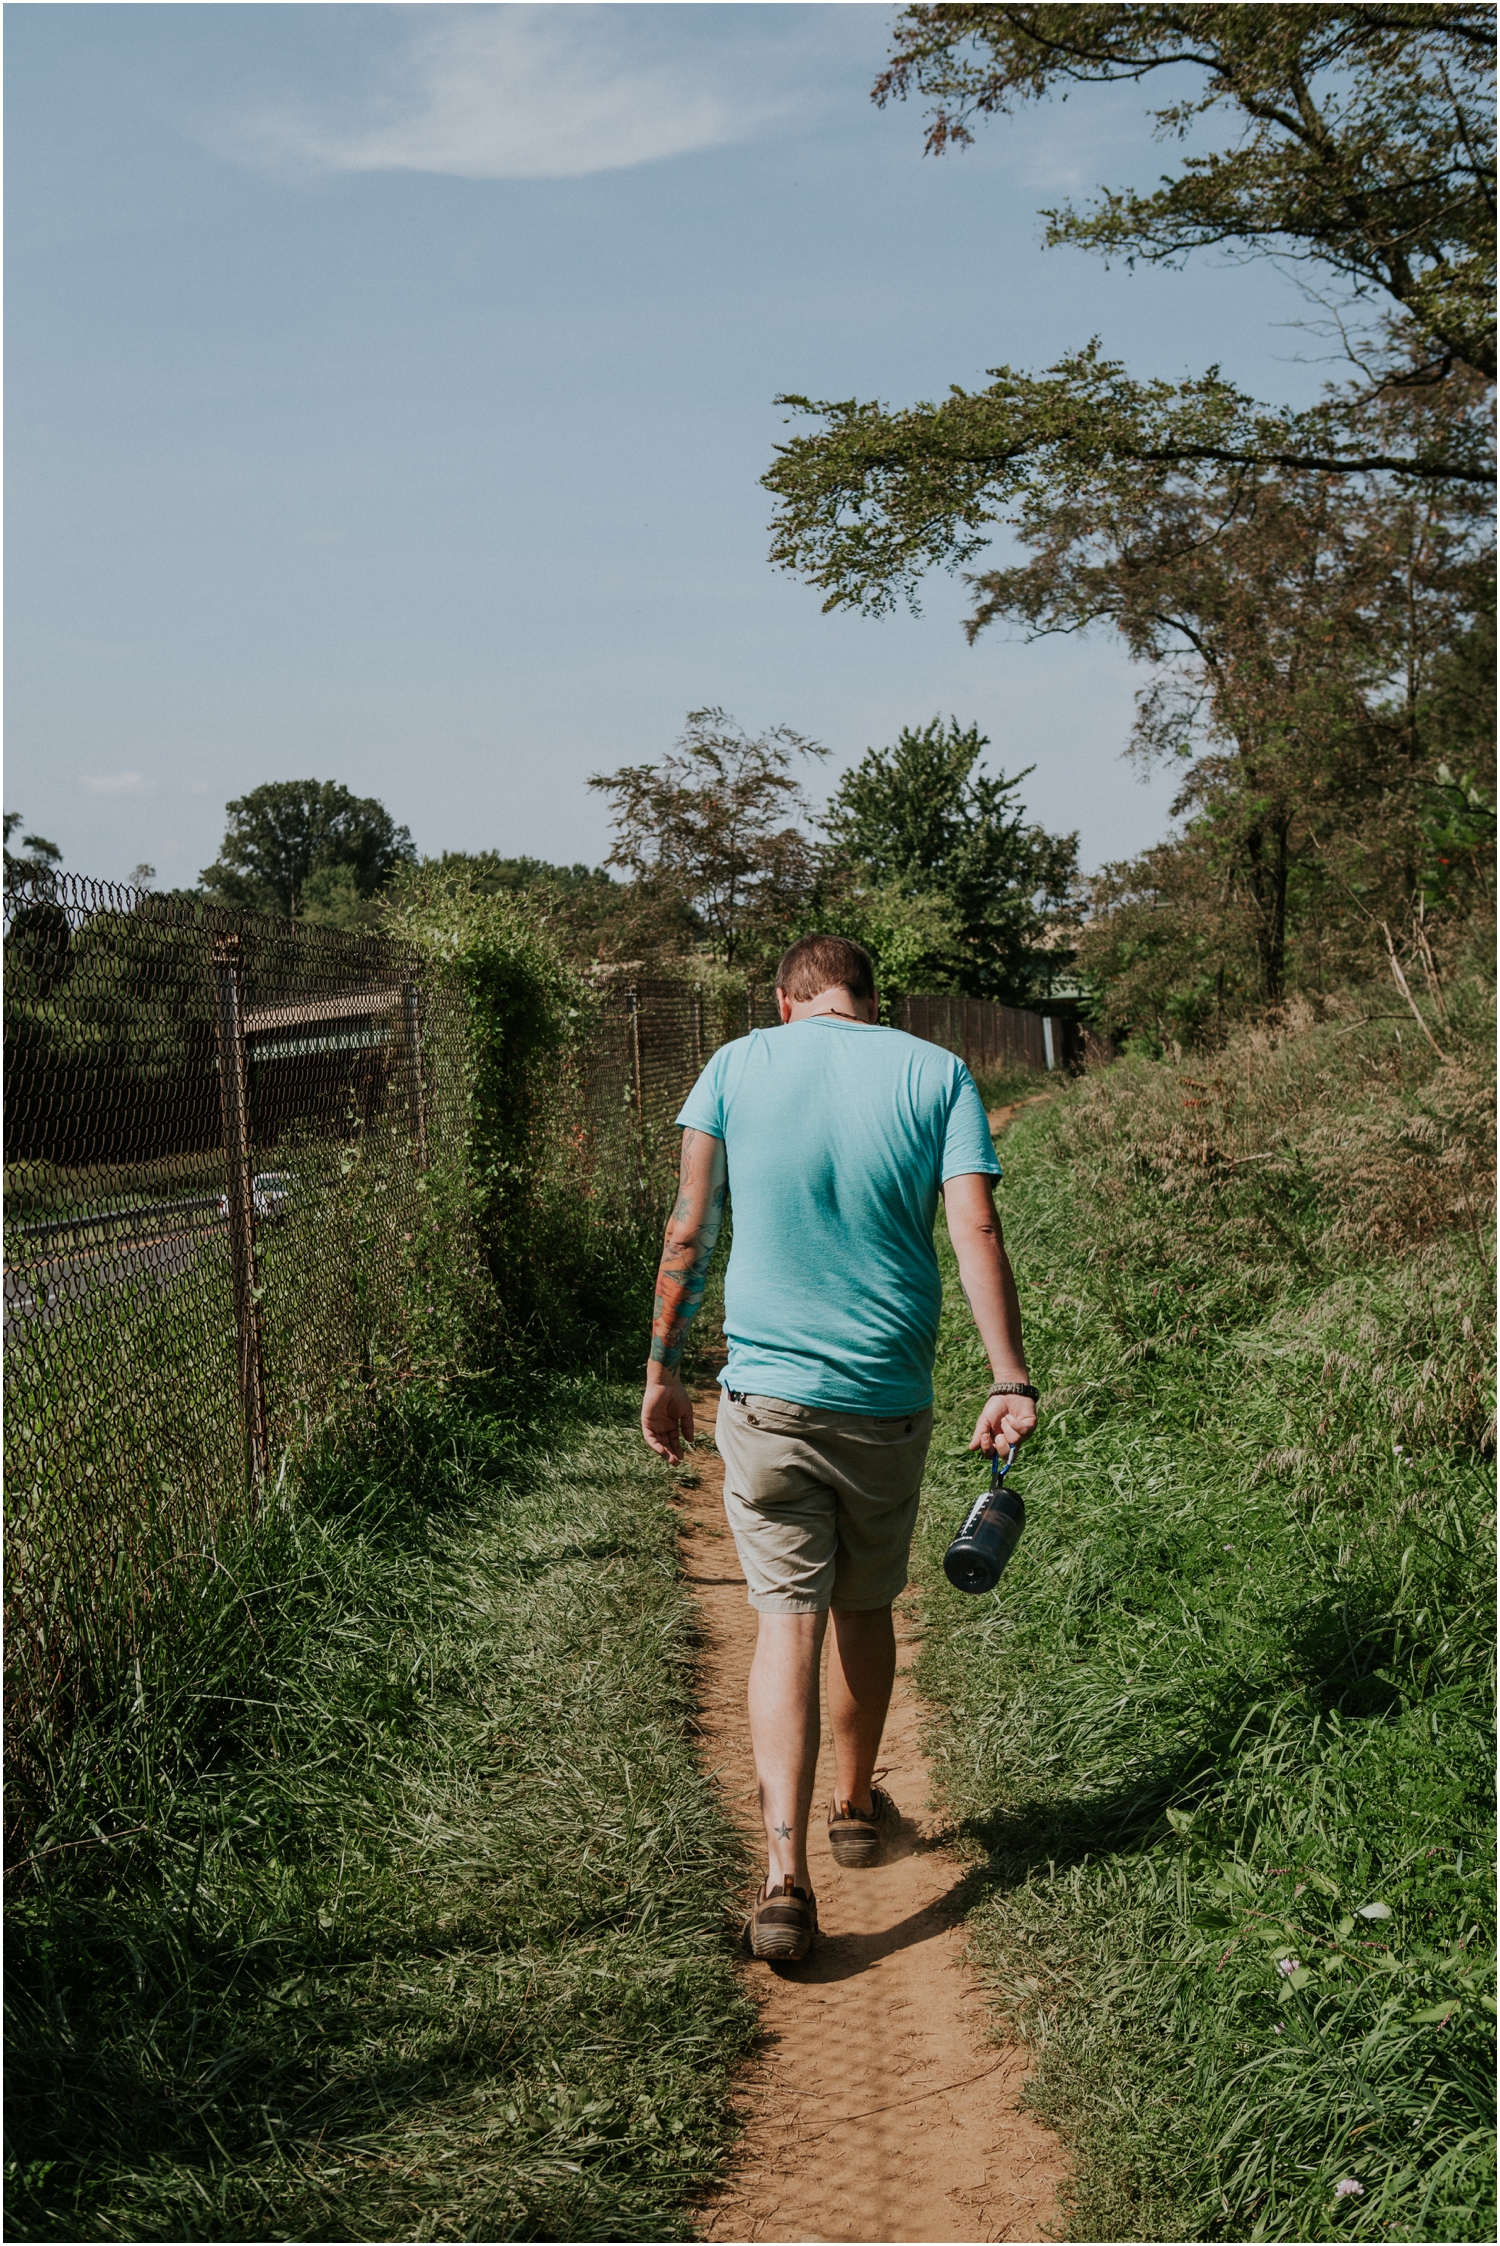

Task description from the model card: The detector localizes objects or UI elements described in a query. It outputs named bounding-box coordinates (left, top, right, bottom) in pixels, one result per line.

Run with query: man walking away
left=640, top=935, right=1037, bottom=1962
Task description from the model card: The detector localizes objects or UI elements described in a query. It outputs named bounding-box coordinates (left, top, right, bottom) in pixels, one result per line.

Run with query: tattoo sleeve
left=650, top=1134, right=728, bottom=1369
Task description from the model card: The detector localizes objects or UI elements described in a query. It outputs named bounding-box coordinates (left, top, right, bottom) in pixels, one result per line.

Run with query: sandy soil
left=678, top=1389, right=1065, bottom=2245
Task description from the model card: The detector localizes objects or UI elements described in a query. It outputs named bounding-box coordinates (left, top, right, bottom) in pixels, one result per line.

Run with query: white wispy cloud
left=86, top=772, right=146, bottom=794
left=230, top=8, right=795, bottom=182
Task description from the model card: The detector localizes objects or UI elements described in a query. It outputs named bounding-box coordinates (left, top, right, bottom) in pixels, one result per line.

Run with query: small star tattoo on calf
left=774, top=1821, right=792, bottom=1839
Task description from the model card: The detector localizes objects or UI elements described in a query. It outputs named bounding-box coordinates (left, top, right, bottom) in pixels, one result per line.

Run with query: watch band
left=988, top=1381, right=1039, bottom=1403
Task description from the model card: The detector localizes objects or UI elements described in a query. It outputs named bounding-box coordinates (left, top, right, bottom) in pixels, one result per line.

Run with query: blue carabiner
left=990, top=1442, right=1017, bottom=1495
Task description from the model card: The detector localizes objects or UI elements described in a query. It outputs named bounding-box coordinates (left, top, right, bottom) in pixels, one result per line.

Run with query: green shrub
left=387, top=866, right=673, bottom=1377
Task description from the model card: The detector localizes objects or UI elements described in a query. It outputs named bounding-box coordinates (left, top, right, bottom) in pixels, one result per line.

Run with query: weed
left=919, top=990, right=1495, bottom=2242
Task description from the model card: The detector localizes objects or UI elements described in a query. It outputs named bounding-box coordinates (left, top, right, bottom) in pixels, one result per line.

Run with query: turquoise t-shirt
left=675, top=1018, right=1000, bottom=1415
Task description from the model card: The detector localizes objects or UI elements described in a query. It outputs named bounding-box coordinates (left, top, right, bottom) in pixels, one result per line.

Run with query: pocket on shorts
left=859, top=1406, right=934, bottom=1445
left=734, top=1395, right=814, bottom=1431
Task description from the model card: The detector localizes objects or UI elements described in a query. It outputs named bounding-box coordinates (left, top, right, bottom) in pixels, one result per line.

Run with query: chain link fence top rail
left=4, top=870, right=471, bottom=1742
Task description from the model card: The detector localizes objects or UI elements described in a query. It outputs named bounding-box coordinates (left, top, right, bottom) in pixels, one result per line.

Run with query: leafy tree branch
left=875, top=5, right=1496, bottom=378
left=768, top=7, right=1494, bottom=620
left=766, top=350, right=1493, bottom=618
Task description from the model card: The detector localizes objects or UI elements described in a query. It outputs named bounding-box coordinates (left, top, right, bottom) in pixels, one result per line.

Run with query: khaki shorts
left=714, top=1390, right=934, bottom=1614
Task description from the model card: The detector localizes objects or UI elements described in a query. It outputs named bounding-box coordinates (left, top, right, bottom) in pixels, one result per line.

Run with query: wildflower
left=1333, top=2178, right=1364, bottom=2199
left=1277, top=1956, right=1300, bottom=1976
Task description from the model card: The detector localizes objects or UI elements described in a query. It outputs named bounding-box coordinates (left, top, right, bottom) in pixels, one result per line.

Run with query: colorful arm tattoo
left=650, top=1135, right=727, bottom=1369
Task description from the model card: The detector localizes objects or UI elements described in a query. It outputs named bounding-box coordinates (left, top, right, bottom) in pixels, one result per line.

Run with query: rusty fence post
left=628, top=984, right=644, bottom=1123
left=213, top=936, right=270, bottom=1500
left=402, top=978, right=428, bottom=1167
left=627, top=984, right=647, bottom=1208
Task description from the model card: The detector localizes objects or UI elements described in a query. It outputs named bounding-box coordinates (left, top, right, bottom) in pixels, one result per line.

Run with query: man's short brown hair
left=775, top=934, right=876, bottom=1003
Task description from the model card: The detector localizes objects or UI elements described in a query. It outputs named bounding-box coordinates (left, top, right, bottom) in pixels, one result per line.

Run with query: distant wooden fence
left=898, top=993, right=1049, bottom=1072
left=896, top=993, right=1114, bottom=1075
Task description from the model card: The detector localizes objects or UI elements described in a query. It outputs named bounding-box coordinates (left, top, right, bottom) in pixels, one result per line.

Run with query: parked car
left=218, top=1171, right=295, bottom=1223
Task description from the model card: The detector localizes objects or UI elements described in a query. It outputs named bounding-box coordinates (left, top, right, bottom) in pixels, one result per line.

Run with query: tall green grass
left=918, top=994, right=1495, bottom=2242
left=5, top=1377, right=753, bottom=2242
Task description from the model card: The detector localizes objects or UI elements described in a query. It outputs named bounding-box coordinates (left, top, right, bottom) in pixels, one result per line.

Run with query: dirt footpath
left=680, top=1389, right=1064, bottom=2245
left=984, top=1094, right=1055, bottom=1137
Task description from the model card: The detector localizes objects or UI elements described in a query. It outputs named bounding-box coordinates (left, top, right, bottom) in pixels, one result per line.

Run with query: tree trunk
left=1243, top=816, right=1290, bottom=1002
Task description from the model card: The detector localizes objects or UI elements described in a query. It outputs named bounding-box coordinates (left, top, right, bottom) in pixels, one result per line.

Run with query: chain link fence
left=567, top=976, right=781, bottom=1220
left=4, top=872, right=476, bottom=1762
left=6, top=877, right=1077, bottom=1774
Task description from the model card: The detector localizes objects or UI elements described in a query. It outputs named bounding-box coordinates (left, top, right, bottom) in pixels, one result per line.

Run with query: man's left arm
left=641, top=1126, right=728, bottom=1463
left=942, top=1170, right=1037, bottom=1456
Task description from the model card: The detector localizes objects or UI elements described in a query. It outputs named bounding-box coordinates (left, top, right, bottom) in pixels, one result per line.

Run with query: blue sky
left=7, top=3, right=1326, bottom=890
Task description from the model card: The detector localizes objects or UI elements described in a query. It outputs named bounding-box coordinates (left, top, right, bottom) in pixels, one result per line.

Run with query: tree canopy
left=766, top=6, right=1495, bottom=621
left=4, top=813, right=64, bottom=892
left=588, top=709, right=826, bottom=966
left=929, top=346, right=1490, bottom=1013
left=396, top=851, right=659, bottom=965
left=822, top=717, right=1078, bottom=1002
left=199, top=780, right=416, bottom=920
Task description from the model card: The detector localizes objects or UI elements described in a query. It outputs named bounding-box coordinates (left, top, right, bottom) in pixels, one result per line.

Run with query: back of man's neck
left=784, top=985, right=876, bottom=1025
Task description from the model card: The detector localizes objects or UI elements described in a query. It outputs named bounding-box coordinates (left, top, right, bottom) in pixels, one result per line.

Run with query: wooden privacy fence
left=898, top=992, right=1117, bottom=1074
left=589, top=978, right=1084, bottom=1140
left=579, top=977, right=1099, bottom=1215
left=898, top=992, right=1051, bottom=1072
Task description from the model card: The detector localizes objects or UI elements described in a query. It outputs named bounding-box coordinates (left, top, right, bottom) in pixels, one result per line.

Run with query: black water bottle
left=943, top=1445, right=1025, bottom=1595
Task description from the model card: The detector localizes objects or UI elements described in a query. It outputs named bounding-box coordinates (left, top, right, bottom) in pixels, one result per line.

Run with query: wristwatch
left=988, top=1381, right=1039, bottom=1402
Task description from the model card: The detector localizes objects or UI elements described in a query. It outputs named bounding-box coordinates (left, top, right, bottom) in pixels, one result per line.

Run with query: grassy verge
left=970, top=1058, right=1055, bottom=1110
left=6, top=1377, right=754, bottom=2242
left=917, top=995, right=1495, bottom=2242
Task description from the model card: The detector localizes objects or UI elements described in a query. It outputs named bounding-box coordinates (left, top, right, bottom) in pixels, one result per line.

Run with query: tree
left=4, top=814, right=70, bottom=1001
left=394, top=851, right=667, bottom=967
left=792, top=876, right=969, bottom=1001
left=421, top=853, right=616, bottom=905
left=766, top=7, right=1495, bottom=618
left=970, top=377, right=1492, bottom=996
left=822, top=718, right=1078, bottom=1002
left=587, top=709, right=827, bottom=967
left=199, top=780, right=416, bottom=920
left=968, top=381, right=1493, bottom=1043
left=4, top=813, right=63, bottom=892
